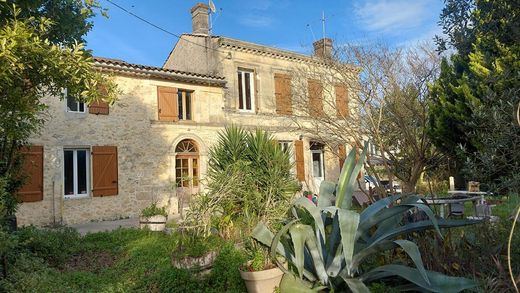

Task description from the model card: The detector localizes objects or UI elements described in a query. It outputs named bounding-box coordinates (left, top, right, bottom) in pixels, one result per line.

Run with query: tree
left=0, top=5, right=117, bottom=221
left=429, top=0, right=520, bottom=193
left=289, top=43, right=443, bottom=194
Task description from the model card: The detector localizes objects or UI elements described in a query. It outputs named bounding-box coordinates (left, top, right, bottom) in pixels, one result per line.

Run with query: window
left=177, top=90, right=192, bottom=120
left=64, top=149, right=90, bottom=197
left=310, top=142, right=324, bottom=179
left=237, top=69, right=255, bottom=112
left=65, top=90, right=86, bottom=113
left=175, top=140, right=199, bottom=188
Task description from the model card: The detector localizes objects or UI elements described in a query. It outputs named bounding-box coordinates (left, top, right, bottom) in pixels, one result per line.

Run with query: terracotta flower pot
left=139, top=215, right=167, bottom=231
left=240, top=266, right=284, bottom=293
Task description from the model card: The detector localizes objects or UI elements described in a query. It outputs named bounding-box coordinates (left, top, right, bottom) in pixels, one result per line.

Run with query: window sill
left=64, top=194, right=90, bottom=200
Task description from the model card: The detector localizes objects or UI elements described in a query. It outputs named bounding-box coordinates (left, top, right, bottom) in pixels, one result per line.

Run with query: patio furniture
left=425, top=194, right=481, bottom=218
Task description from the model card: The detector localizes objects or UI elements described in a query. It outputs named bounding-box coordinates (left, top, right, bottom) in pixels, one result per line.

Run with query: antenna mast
left=321, top=11, right=326, bottom=39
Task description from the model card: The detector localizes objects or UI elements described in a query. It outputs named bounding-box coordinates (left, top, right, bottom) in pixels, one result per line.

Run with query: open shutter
left=89, top=84, right=110, bottom=115
left=92, top=146, right=118, bottom=197
left=308, top=79, right=323, bottom=116
left=338, top=144, right=346, bottom=170
left=157, top=86, right=178, bottom=121
left=294, top=140, right=305, bottom=181
left=335, top=85, right=349, bottom=118
left=17, top=146, right=44, bottom=202
left=275, top=73, right=292, bottom=115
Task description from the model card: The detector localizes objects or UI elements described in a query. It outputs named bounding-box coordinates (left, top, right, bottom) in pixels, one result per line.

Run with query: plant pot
left=240, top=267, right=284, bottom=293
left=139, top=215, right=167, bottom=231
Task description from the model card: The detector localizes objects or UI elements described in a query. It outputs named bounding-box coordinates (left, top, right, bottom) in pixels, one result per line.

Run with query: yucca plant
left=252, top=142, right=480, bottom=292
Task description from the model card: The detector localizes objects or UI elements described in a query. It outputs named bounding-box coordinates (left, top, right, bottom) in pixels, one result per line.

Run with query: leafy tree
left=429, top=0, right=520, bottom=192
left=0, top=5, right=117, bottom=221
left=0, top=0, right=106, bottom=46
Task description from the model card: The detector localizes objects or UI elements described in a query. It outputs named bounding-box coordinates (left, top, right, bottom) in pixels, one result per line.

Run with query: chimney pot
left=191, top=3, right=210, bottom=35
left=313, top=38, right=333, bottom=59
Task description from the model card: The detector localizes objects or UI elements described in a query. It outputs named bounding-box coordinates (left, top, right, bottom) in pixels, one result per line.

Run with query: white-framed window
left=177, top=89, right=193, bottom=120
left=237, top=69, right=255, bottom=112
left=310, top=142, right=325, bottom=179
left=278, top=141, right=295, bottom=173
left=65, top=89, right=86, bottom=113
left=64, top=148, right=90, bottom=198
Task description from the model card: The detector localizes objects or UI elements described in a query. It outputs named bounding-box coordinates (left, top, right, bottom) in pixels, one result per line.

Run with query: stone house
left=16, top=3, right=357, bottom=226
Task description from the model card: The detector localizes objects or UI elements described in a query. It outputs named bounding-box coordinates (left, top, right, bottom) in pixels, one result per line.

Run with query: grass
left=1, top=228, right=247, bottom=293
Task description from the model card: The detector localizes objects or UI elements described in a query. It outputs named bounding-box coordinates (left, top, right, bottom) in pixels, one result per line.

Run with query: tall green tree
left=0, top=4, right=117, bottom=221
left=429, top=0, right=520, bottom=192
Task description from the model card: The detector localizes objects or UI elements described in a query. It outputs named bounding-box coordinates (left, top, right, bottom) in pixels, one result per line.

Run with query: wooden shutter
left=338, top=144, right=346, bottom=170
left=89, top=84, right=110, bottom=115
left=335, top=85, right=349, bottom=118
left=308, top=79, right=323, bottom=116
left=92, top=146, right=118, bottom=197
left=17, top=146, right=44, bottom=202
left=157, top=86, right=178, bottom=121
left=275, top=73, right=292, bottom=115
left=294, top=140, right=305, bottom=181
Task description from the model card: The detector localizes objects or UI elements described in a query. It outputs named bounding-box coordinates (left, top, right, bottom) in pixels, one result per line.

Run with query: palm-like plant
left=252, top=142, right=480, bottom=292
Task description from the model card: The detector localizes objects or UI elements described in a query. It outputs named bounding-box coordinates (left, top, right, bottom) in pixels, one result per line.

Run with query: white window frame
left=311, top=149, right=325, bottom=180
left=237, top=69, right=255, bottom=112
left=63, top=148, right=90, bottom=199
left=64, top=88, right=86, bottom=113
left=278, top=141, right=295, bottom=174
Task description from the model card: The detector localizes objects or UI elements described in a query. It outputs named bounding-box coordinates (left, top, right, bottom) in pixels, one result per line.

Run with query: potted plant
left=139, top=202, right=168, bottom=231
left=239, top=243, right=284, bottom=293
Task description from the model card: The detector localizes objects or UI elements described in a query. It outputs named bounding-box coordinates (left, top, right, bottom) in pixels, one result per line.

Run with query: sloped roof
left=94, top=56, right=226, bottom=87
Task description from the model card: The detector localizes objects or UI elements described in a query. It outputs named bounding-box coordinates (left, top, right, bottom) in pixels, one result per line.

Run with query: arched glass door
left=175, top=139, right=199, bottom=190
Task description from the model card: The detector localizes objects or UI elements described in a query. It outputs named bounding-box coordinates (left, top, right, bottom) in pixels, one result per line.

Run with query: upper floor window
left=65, top=90, right=86, bottom=113
left=237, top=69, right=255, bottom=112
left=177, top=90, right=192, bottom=120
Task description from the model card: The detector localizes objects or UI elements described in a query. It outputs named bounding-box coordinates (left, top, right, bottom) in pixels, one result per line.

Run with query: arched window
left=175, top=139, right=199, bottom=188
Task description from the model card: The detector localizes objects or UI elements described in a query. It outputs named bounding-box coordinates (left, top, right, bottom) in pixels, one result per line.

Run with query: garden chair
left=448, top=202, right=465, bottom=218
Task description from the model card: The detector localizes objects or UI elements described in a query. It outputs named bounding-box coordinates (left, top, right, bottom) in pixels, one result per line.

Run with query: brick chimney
left=313, top=38, right=333, bottom=59
left=191, top=3, right=209, bottom=35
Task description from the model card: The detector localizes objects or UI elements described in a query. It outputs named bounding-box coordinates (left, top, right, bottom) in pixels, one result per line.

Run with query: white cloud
left=354, top=0, right=432, bottom=33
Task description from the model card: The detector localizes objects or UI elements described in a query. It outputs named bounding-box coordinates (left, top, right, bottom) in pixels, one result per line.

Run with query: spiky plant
left=252, top=142, right=480, bottom=292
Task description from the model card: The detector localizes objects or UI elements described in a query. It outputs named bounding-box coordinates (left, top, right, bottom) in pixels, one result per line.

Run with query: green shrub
left=141, top=202, right=168, bottom=217
left=208, top=243, right=247, bottom=293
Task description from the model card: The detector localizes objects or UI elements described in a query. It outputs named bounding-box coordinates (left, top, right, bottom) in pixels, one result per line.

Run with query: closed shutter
left=17, top=146, right=44, bottom=202
left=275, top=73, right=292, bottom=115
left=157, top=86, right=178, bottom=121
left=308, top=79, right=323, bottom=116
left=92, top=146, right=118, bottom=197
left=294, top=140, right=305, bottom=181
left=89, top=84, right=110, bottom=115
left=335, top=85, right=349, bottom=118
left=338, top=144, right=346, bottom=170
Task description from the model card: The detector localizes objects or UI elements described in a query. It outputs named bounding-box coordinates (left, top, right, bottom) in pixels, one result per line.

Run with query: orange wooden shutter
left=157, top=86, right=178, bottom=121
left=308, top=79, right=323, bottom=116
left=17, top=146, right=44, bottom=202
left=92, top=146, right=118, bottom=197
left=89, top=84, right=110, bottom=115
left=294, top=140, right=305, bottom=181
left=335, top=85, right=349, bottom=118
left=275, top=73, right=292, bottom=115
left=338, top=144, right=346, bottom=170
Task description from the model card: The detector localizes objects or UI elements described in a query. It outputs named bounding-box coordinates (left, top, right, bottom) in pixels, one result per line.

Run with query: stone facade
left=17, top=3, right=358, bottom=226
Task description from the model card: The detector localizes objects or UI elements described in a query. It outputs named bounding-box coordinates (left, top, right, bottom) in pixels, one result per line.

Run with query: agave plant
left=252, top=142, right=480, bottom=292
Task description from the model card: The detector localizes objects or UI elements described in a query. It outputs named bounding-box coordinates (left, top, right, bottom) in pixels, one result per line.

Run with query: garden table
left=424, top=195, right=482, bottom=218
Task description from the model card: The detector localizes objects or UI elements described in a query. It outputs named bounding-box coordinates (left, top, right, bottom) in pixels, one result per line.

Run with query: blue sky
left=85, top=0, right=444, bottom=67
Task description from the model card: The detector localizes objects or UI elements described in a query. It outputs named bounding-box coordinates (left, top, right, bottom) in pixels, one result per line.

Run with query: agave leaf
left=293, top=197, right=326, bottom=245
left=342, top=277, right=371, bottom=293
left=301, top=224, right=329, bottom=284
left=369, top=218, right=481, bottom=246
left=318, top=181, right=336, bottom=207
left=341, top=142, right=368, bottom=210
left=279, top=273, right=327, bottom=293
left=289, top=223, right=307, bottom=279
left=393, top=240, right=430, bottom=285
left=337, top=209, right=360, bottom=276
left=359, top=193, right=402, bottom=223
left=361, top=264, right=478, bottom=293
left=335, top=146, right=358, bottom=209
left=252, top=222, right=292, bottom=259
left=351, top=240, right=397, bottom=268
left=325, top=210, right=341, bottom=268
left=357, top=204, right=409, bottom=242
left=325, top=243, right=344, bottom=277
